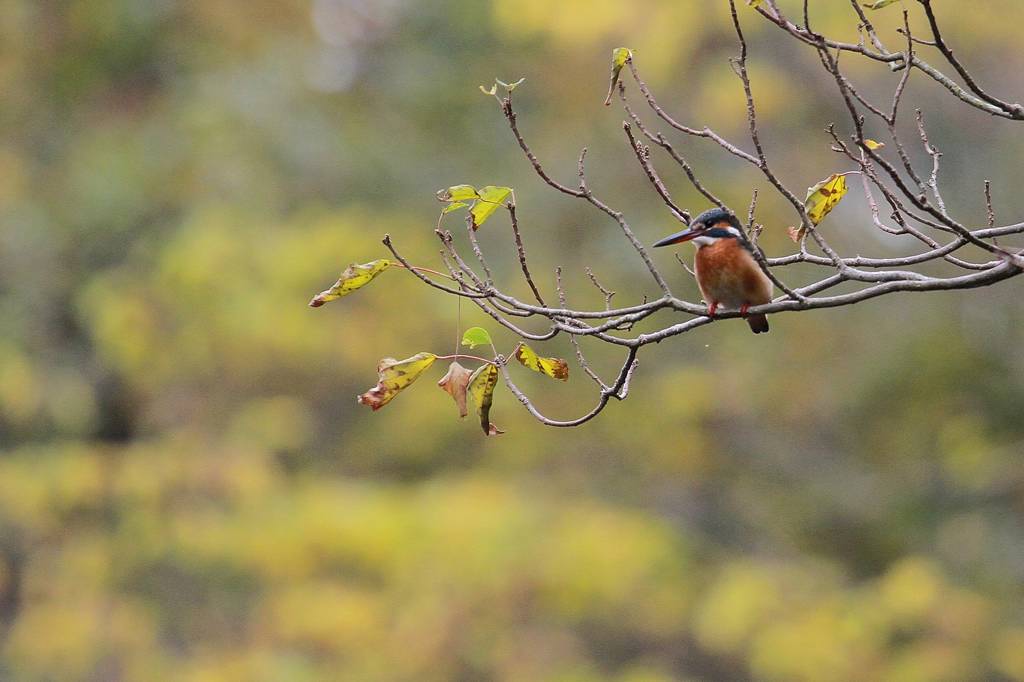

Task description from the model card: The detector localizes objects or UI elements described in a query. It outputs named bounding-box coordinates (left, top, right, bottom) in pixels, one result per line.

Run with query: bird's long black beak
left=653, top=224, right=706, bottom=247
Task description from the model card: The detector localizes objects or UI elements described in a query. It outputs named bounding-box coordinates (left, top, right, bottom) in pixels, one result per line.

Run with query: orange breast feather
left=695, top=240, right=772, bottom=307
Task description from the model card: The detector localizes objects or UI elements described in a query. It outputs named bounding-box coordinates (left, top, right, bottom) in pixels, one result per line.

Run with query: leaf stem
left=435, top=353, right=495, bottom=365
left=392, top=263, right=459, bottom=282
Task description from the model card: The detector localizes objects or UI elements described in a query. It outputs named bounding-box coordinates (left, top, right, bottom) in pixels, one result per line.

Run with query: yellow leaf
left=864, top=138, right=886, bottom=150
left=805, top=173, right=848, bottom=226
left=442, top=201, right=469, bottom=214
left=746, top=0, right=763, bottom=7
left=468, top=363, right=504, bottom=435
left=604, top=47, right=635, bottom=106
left=514, top=343, right=569, bottom=381
left=436, top=184, right=479, bottom=202
left=789, top=173, right=848, bottom=242
left=309, top=259, right=392, bottom=307
left=470, top=186, right=512, bottom=229
left=357, top=353, right=437, bottom=411
left=612, top=47, right=633, bottom=69
left=437, top=361, right=472, bottom=418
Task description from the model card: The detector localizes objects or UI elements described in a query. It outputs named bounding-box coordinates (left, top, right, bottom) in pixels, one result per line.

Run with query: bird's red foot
left=708, top=302, right=719, bottom=317
left=740, top=304, right=750, bottom=317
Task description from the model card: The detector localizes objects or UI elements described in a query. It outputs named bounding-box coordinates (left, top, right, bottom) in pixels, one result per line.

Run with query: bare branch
left=622, top=121, right=690, bottom=224
left=502, top=97, right=673, bottom=295
left=918, top=0, right=1024, bottom=118
left=556, top=266, right=610, bottom=392
left=507, top=201, right=547, bottom=306
left=757, top=0, right=1024, bottom=119
left=359, top=5, right=1024, bottom=430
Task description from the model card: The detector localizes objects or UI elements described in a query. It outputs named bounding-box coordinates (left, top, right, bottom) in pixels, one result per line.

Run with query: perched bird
left=653, top=207, right=773, bottom=334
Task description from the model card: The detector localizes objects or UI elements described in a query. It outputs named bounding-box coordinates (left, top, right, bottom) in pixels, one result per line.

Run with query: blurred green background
left=3, top=1, right=1024, bottom=680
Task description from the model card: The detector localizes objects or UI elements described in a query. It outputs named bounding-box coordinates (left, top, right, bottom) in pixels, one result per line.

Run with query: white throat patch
left=694, top=224, right=743, bottom=247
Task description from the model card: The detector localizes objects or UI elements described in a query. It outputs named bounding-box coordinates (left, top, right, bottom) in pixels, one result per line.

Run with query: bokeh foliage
left=2, top=0, right=1024, bottom=680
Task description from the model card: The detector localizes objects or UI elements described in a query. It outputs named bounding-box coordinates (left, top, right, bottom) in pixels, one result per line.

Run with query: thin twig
left=585, top=266, right=616, bottom=310
left=556, top=266, right=610, bottom=391
left=507, top=202, right=546, bottom=305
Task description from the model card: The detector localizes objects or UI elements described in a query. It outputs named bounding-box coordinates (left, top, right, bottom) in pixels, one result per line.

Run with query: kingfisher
left=653, top=207, right=773, bottom=334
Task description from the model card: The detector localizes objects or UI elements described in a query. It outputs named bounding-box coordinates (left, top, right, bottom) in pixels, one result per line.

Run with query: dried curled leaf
left=790, top=173, right=849, bottom=242
left=496, top=77, right=525, bottom=91
left=470, top=186, right=512, bottom=229
left=309, top=259, right=392, bottom=307
left=357, top=352, right=437, bottom=411
left=480, top=77, right=525, bottom=99
left=514, top=343, right=569, bottom=381
left=468, top=363, right=503, bottom=436
left=604, top=47, right=634, bottom=106
left=437, top=361, right=472, bottom=418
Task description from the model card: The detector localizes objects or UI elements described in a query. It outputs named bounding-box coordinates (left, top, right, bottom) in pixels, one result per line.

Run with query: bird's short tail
left=747, top=313, right=769, bottom=334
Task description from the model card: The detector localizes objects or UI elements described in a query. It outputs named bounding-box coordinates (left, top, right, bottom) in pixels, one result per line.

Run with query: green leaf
left=514, top=343, right=569, bottom=381
left=436, top=184, right=512, bottom=228
left=442, top=201, right=469, bottom=214
left=612, top=47, right=633, bottom=69
left=357, top=353, right=437, bottom=411
left=604, top=47, right=634, bottom=106
left=437, top=184, right=479, bottom=202
left=461, top=327, right=493, bottom=349
left=468, top=363, right=503, bottom=435
left=863, top=0, right=899, bottom=8
left=470, top=186, right=512, bottom=229
left=309, top=259, right=392, bottom=307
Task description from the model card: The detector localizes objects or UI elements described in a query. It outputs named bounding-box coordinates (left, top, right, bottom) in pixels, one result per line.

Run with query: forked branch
left=323, top=1, right=1023, bottom=431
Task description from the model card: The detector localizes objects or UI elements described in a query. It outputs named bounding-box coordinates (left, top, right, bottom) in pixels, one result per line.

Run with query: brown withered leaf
left=357, top=352, right=437, bottom=411
left=437, top=360, right=472, bottom=418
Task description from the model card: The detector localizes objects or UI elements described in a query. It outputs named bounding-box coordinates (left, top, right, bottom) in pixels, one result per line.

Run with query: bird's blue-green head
left=652, top=207, right=744, bottom=247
